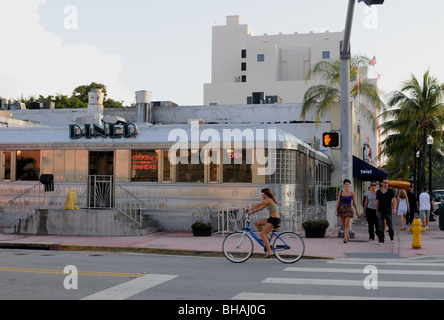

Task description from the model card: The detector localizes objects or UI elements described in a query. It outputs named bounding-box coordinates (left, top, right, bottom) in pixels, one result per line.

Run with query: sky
left=1, top=0, right=444, bottom=106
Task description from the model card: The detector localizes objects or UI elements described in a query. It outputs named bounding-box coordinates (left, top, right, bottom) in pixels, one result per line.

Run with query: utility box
left=439, top=203, right=444, bottom=230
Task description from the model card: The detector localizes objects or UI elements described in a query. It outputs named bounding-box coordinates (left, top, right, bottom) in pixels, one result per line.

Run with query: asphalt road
left=1, top=249, right=443, bottom=302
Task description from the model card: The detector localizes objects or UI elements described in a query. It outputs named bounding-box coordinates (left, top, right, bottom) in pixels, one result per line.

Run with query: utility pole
left=340, top=0, right=355, bottom=186
left=340, top=0, right=385, bottom=184
left=339, top=0, right=384, bottom=238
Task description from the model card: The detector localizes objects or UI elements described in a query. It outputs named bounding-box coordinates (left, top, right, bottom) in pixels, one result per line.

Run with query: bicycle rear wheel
left=222, top=231, right=254, bottom=263
left=273, top=231, right=305, bottom=263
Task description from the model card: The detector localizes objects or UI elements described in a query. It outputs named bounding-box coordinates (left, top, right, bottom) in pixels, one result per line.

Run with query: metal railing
left=195, top=201, right=304, bottom=235
left=2, top=175, right=145, bottom=228
left=3, top=183, right=47, bottom=226
left=115, top=185, right=145, bottom=227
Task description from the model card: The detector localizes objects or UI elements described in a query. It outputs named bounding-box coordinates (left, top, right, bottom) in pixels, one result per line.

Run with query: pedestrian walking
left=375, top=178, right=396, bottom=244
left=364, top=182, right=378, bottom=241
left=406, top=188, right=416, bottom=224
left=417, top=187, right=435, bottom=230
left=396, top=189, right=409, bottom=230
left=335, top=179, right=360, bottom=243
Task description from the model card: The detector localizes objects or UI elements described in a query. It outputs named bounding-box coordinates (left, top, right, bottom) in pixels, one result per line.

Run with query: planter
left=192, top=227, right=212, bottom=237
left=191, top=221, right=213, bottom=237
left=304, top=228, right=327, bottom=238
left=302, top=220, right=329, bottom=238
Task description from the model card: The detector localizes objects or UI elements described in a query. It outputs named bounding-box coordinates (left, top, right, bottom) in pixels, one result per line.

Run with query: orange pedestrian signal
left=322, top=132, right=340, bottom=148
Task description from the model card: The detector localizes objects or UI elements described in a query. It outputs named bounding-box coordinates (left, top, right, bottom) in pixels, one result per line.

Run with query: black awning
left=353, top=156, right=387, bottom=181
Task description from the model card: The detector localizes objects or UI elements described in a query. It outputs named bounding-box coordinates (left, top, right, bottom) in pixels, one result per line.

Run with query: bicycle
left=222, top=211, right=305, bottom=263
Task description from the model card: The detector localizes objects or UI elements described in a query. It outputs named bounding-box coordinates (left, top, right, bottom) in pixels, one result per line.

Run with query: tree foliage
left=301, top=54, right=384, bottom=130
left=380, top=70, right=444, bottom=189
left=13, top=82, right=127, bottom=109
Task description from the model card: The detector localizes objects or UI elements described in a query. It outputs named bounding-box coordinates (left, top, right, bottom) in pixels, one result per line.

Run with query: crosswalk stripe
left=284, top=267, right=444, bottom=276
left=232, top=292, right=424, bottom=300
left=81, top=274, right=177, bottom=300
left=327, top=261, right=444, bottom=267
left=262, top=277, right=444, bottom=289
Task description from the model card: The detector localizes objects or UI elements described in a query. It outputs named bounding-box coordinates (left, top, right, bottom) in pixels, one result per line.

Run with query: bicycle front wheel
left=222, top=231, right=254, bottom=263
left=273, top=231, right=305, bottom=264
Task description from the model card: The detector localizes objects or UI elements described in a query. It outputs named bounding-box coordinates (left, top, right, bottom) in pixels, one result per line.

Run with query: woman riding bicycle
left=245, top=188, right=280, bottom=258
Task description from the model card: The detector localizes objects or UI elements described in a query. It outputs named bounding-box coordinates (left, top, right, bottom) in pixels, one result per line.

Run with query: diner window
left=16, top=150, right=40, bottom=181
left=163, top=151, right=171, bottom=182
left=4, top=151, right=11, bottom=180
left=208, top=150, right=219, bottom=183
left=131, top=150, right=159, bottom=182
left=223, top=149, right=252, bottom=183
left=176, top=149, right=204, bottom=182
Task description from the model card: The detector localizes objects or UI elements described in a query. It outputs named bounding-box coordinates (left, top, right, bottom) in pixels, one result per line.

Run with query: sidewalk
left=0, top=217, right=442, bottom=260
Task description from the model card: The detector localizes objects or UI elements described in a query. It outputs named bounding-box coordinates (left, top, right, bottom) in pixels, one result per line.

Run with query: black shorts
left=267, top=217, right=281, bottom=229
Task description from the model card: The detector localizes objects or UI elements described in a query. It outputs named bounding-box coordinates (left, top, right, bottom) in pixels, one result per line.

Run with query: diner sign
left=69, top=123, right=138, bottom=139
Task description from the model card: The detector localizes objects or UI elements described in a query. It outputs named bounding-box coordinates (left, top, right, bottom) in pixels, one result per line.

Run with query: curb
left=0, top=242, right=334, bottom=260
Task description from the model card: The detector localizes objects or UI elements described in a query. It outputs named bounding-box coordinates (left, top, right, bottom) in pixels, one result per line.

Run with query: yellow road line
left=0, top=266, right=145, bottom=278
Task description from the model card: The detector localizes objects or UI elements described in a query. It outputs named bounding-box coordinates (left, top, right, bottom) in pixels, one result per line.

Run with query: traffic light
left=323, top=132, right=340, bottom=148
left=358, top=0, right=384, bottom=6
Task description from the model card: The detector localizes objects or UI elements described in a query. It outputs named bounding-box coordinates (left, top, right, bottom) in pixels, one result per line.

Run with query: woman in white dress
left=396, top=189, right=410, bottom=230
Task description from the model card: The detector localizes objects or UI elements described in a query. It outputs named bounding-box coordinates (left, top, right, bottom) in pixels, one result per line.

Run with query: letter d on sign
left=363, top=265, right=378, bottom=290
left=64, top=265, right=78, bottom=290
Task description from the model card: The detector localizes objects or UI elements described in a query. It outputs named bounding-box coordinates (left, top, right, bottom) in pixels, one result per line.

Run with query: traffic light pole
left=340, top=0, right=355, bottom=186
left=339, top=0, right=356, bottom=239
left=338, top=0, right=384, bottom=238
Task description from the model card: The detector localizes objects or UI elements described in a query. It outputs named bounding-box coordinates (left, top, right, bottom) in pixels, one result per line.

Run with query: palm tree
left=382, top=70, right=444, bottom=191
left=301, top=55, right=384, bottom=130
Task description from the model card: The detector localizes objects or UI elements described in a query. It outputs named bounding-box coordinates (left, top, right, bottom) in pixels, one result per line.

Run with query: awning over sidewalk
left=353, top=156, right=387, bottom=181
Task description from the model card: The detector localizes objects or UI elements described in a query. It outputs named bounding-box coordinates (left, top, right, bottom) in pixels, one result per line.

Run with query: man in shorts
left=418, top=187, right=435, bottom=230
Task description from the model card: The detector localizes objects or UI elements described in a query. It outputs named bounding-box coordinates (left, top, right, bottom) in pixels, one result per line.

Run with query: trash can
left=439, top=203, right=444, bottom=230
left=39, top=174, right=54, bottom=192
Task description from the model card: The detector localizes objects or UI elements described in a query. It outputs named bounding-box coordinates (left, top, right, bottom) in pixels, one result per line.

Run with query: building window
left=241, top=75, right=247, bottom=83
left=322, top=51, right=330, bottom=59
left=257, top=54, right=265, bottom=62
left=163, top=151, right=171, bottom=182
left=131, top=150, right=159, bottom=182
left=223, top=149, right=252, bottom=183
left=176, top=150, right=204, bottom=182
left=16, top=150, right=40, bottom=181
left=241, top=49, right=247, bottom=59
left=241, top=62, right=247, bottom=71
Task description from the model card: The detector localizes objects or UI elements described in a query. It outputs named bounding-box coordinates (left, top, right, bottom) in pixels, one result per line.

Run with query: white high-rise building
left=204, top=15, right=344, bottom=105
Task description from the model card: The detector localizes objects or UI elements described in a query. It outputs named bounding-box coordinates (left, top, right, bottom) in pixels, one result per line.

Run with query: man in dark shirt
left=375, top=179, right=396, bottom=244
left=406, top=188, right=416, bottom=224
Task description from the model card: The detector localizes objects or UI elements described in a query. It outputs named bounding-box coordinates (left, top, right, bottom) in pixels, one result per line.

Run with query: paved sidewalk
left=0, top=217, right=443, bottom=260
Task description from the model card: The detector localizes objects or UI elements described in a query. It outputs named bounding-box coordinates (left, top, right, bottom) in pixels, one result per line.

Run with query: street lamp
left=427, top=135, right=434, bottom=201
left=416, top=151, right=420, bottom=198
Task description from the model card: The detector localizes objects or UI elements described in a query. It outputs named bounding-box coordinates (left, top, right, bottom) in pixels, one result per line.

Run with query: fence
left=2, top=175, right=144, bottom=228
left=190, top=201, right=304, bottom=235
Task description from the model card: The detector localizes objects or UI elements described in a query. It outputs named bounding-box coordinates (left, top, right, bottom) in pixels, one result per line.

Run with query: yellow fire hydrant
left=408, top=218, right=426, bottom=249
